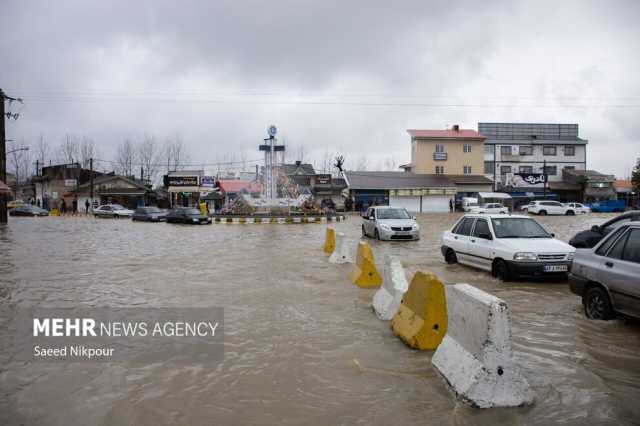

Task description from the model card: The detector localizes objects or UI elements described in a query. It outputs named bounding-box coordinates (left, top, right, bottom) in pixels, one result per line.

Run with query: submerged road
left=1, top=213, right=639, bottom=425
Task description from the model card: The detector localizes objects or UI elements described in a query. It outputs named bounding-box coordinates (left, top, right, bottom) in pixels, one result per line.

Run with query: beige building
left=402, top=126, right=486, bottom=176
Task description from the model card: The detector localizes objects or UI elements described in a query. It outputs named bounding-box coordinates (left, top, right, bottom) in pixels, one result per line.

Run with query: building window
left=564, top=146, right=575, bottom=156
left=519, top=165, right=533, bottom=174
left=543, top=165, right=557, bottom=175
left=543, top=146, right=557, bottom=156
left=435, top=144, right=445, bottom=153
left=463, top=144, right=472, bottom=153
left=435, top=166, right=444, bottom=175
left=463, top=166, right=472, bottom=175
left=519, top=145, right=533, bottom=156
left=500, top=146, right=512, bottom=156
left=500, top=165, right=512, bottom=175
left=564, top=166, right=575, bottom=171
left=484, top=161, right=494, bottom=174
left=484, top=144, right=494, bottom=154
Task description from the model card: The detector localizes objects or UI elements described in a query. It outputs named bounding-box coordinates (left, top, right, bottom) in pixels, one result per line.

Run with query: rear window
left=623, top=229, right=640, bottom=264
left=456, top=218, right=475, bottom=236
left=473, top=219, right=491, bottom=237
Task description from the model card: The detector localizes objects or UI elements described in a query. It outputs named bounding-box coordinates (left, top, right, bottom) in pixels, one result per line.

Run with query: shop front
left=165, top=171, right=204, bottom=208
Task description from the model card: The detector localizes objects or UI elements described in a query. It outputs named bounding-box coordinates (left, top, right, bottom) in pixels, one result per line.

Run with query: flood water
left=1, top=213, right=639, bottom=425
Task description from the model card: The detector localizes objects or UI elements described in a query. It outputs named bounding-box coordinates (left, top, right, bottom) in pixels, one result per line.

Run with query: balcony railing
left=433, top=152, right=448, bottom=161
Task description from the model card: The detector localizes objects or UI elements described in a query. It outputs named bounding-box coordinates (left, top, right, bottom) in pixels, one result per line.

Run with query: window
left=484, top=161, right=494, bottom=174
left=500, top=146, right=512, bottom=156
left=457, top=218, right=475, bottom=236
left=606, top=230, right=629, bottom=260
left=463, top=166, right=472, bottom=175
left=603, top=217, right=633, bottom=235
left=484, top=144, right=494, bottom=154
left=544, top=166, right=557, bottom=176
left=519, top=146, right=533, bottom=156
left=452, top=218, right=466, bottom=234
left=564, top=166, right=575, bottom=171
left=564, top=146, right=575, bottom=156
left=463, top=144, right=472, bottom=153
left=622, top=229, right=640, bottom=263
left=500, top=165, right=512, bottom=175
left=473, top=219, right=491, bottom=237
left=543, top=146, right=557, bottom=156
left=435, top=165, right=444, bottom=175
left=542, top=201, right=562, bottom=206
left=519, top=165, right=533, bottom=174
left=435, top=144, right=445, bottom=153
left=595, top=227, right=628, bottom=256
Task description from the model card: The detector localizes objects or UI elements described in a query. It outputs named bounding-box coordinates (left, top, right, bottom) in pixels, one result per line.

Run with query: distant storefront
left=164, top=170, right=205, bottom=208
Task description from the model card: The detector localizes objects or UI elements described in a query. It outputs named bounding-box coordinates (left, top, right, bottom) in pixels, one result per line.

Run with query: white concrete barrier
left=328, top=232, right=354, bottom=264
left=372, top=255, right=408, bottom=320
left=431, top=284, right=535, bottom=408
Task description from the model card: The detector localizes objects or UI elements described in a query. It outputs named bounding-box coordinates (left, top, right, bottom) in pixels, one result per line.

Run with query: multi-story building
left=479, top=123, right=587, bottom=191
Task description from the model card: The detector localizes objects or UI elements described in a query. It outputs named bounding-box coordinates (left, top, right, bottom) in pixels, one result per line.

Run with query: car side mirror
left=550, top=233, right=555, bottom=238
left=591, top=225, right=601, bottom=233
left=478, top=233, right=492, bottom=240
left=412, top=216, right=417, bottom=220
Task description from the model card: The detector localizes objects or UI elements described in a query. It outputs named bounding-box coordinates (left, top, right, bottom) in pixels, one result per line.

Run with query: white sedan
left=94, top=204, right=134, bottom=218
left=468, top=203, right=509, bottom=214
left=564, top=202, right=591, bottom=214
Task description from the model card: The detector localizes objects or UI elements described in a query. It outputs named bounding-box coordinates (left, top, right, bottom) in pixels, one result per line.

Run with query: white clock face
left=268, top=125, right=277, bottom=137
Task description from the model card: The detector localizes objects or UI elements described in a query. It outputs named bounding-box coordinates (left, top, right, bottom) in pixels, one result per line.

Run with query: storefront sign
left=167, top=176, right=199, bottom=187
left=64, top=179, right=77, bottom=187
left=507, top=173, right=547, bottom=187
left=315, top=174, right=331, bottom=185
left=201, top=176, right=215, bottom=187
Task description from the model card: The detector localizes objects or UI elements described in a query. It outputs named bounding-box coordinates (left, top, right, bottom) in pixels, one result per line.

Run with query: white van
left=461, top=197, right=479, bottom=212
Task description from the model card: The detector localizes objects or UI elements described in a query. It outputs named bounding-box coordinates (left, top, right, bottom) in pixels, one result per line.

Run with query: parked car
left=569, top=211, right=640, bottom=248
left=93, top=204, right=134, bottom=218
left=468, top=203, right=509, bottom=214
left=519, top=202, right=535, bottom=212
left=361, top=206, right=420, bottom=241
left=9, top=205, right=49, bottom=217
left=132, top=206, right=167, bottom=222
left=564, top=202, right=591, bottom=214
left=527, top=200, right=575, bottom=216
left=441, top=214, right=575, bottom=281
left=461, top=197, right=479, bottom=212
left=569, top=222, right=640, bottom=320
left=166, top=207, right=212, bottom=224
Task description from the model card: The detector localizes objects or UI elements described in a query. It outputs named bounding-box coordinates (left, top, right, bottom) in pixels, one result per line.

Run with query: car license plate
left=544, top=264, right=567, bottom=272
left=395, top=231, right=410, bottom=235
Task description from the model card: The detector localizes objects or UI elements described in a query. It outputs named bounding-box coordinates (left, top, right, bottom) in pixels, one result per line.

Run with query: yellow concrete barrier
left=390, top=271, right=448, bottom=350
left=50, top=208, right=60, bottom=216
left=348, top=242, right=382, bottom=288
left=323, top=227, right=336, bottom=254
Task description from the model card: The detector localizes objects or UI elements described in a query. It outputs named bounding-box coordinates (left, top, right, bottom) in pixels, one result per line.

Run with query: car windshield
left=491, top=218, right=551, bottom=238
left=182, top=208, right=201, bottom=216
left=377, top=208, right=410, bottom=219
left=111, top=204, right=126, bottom=210
left=143, top=207, right=161, bottom=213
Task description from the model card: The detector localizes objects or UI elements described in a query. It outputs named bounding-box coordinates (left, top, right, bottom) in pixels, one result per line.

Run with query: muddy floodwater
left=1, top=213, right=640, bottom=425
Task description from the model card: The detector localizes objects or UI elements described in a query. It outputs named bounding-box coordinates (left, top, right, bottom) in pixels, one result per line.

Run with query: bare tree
left=164, top=136, right=189, bottom=172
left=57, top=134, right=80, bottom=164
left=138, top=134, right=161, bottom=185
left=79, top=136, right=97, bottom=169
left=8, top=141, right=32, bottom=194
left=34, top=135, right=50, bottom=174
left=383, top=155, right=398, bottom=171
left=355, top=155, right=369, bottom=171
left=115, top=139, right=137, bottom=177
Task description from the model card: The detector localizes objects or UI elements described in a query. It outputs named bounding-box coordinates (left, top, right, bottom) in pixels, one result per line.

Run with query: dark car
left=166, top=207, right=212, bottom=224
left=132, top=206, right=167, bottom=222
left=569, top=211, right=640, bottom=248
left=9, top=205, right=49, bottom=217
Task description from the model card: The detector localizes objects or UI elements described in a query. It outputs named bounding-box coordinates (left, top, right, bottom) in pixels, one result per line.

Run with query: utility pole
left=90, top=158, right=94, bottom=210
left=543, top=159, right=547, bottom=199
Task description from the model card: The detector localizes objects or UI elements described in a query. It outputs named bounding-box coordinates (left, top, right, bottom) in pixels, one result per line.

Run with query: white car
left=441, top=214, right=575, bottom=281
left=94, top=204, right=134, bottom=218
left=519, top=202, right=535, bottom=212
left=527, top=200, right=576, bottom=216
left=564, top=202, right=591, bottom=214
left=468, top=203, right=509, bottom=214
left=361, top=206, right=420, bottom=241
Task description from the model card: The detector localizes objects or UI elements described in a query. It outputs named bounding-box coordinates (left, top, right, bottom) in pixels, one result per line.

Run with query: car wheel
left=362, top=225, right=367, bottom=238
left=566, top=210, right=575, bottom=216
left=114, top=214, right=120, bottom=219
left=445, top=249, right=457, bottom=264
left=374, top=228, right=380, bottom=240
left=584, top=286, right=615, bottom=320
left=493, top=260, right=511, bottom=282
left=539, top=210, right=547, bottom=216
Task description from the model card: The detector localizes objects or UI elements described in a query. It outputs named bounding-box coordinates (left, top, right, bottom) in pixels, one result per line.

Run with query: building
left=345, top=171, right=457, bottom=213
left=403, top=126, right=486, bottom=176
left=560, top=169, right=616, bottom=202
left=310, top=174, right=348, bottom=210
left=33, top=163, right=103, bottom=209
left=75, top=175, right=151, bottom=210
left=614, top=179, right=637, bottom=208
left=164, top=170, right=205, bottom=207
left=479, top=123, right=587, bottom=192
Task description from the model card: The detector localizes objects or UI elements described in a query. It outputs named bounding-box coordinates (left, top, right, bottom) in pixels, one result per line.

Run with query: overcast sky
left=2, top=0, right=639, bottom=177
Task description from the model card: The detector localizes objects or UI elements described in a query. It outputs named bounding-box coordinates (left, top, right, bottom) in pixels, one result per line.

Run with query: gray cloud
left=2, top=0, right=639, bottom=176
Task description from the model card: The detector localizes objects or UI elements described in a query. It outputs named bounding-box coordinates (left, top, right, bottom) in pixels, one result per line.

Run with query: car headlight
left=412, top=224, right=420, bottom=230
left=567, top=252, right=575, bottom=261
left=380, top=224, right=391, bottom=231
left=514, top=252, right=538, bottom=261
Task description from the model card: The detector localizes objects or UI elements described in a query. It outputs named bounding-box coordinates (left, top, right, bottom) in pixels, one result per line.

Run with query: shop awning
left=478, top=192, right=512, bottom=199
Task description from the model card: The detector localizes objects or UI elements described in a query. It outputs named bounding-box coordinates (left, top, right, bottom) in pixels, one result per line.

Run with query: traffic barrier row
left=329, top=232, right=354, bottom=264
left=372, top=255, right=408, bottom=320
left=214, top=215, right=346, bottom=224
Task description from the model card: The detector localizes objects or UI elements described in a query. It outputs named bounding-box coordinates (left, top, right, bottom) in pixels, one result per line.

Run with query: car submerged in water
left=9, top=204, right=49, bottom=217
left=131, top=206, right=167, bottom=222
left=361, top=206, right=420, bottom=241
left=441, top=214, right=575, bottom=281
left=166, top=207, right=212, bottom=224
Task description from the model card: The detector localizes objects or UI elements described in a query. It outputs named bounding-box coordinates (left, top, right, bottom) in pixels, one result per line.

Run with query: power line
left=92, top=157, right=264, bottom=168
